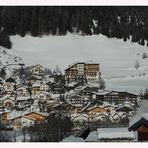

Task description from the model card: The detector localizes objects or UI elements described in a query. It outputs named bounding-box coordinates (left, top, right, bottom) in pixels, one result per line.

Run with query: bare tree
left=142, top=52, right=148, bottom=59
left=134, top=60, right=140, bottom=69
left=99, top=78, right=106, bottom=90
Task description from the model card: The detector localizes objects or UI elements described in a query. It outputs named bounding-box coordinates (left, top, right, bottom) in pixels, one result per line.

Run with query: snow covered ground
left=0, top=46, right=23, bottom=77
left=10, top=33, right=148, bottom=94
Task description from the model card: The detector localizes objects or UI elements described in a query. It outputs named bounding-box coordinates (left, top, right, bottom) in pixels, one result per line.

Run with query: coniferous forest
left=0, top=6, right=148, bottom=48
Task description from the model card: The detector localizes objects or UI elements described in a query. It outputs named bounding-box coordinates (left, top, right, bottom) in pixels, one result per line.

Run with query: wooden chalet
left=75, top=85, right=98, bottom=97
left=11, top=115, right=35, bottom=130
left=30, top=64, right=44, bottom=76
left=32, top=83, right=40, bottom=95
left=28, top=75, right=42, bottom=83
left=3, top=81, right=16, bottom=92
left=36, top=91, right=51, bottom=100
left=87, top=106, right=108, bottom=115
left=40, top=83, right=49, bottom=92
left=67, top=94, right=90, bottom=107
left=24, top=111, right=48, bottom=122
left=0, top=111, right=10, bottom=125
left=16, top=85, right=29, bottom=96
left=93, top=90, right=138, bottom=103
left=9, top=111, right=48, bottom=130
left=50, top=83, right=67, bottom=94
left=128, top=114, right=148, bottom=141
left=53, top=102, right=83, bottom=114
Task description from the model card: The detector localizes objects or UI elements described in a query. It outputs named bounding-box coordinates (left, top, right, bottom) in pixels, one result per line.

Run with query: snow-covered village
left=0, top=60, right=145, bottom=142
left=1, top=6, right=148, bottom=143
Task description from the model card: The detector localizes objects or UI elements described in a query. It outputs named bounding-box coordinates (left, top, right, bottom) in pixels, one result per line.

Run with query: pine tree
left=0, top=29, right=12, bottom=49
left=144, top=88, right=148, bottom=100
left=0, top=68, right=7, bottom=79
left=30, top=7, right=39, bottom=36
left=134, top=60, right=140, bottom=70
left=141, top=38, right=145, bottom=46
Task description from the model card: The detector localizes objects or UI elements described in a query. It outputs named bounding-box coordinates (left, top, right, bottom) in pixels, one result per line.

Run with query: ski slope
left=10, top=33, right=148, bottom=94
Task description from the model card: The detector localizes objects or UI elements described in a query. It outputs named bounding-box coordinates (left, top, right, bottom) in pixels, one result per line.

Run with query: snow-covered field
left=10, top=33, right=148, bottom=94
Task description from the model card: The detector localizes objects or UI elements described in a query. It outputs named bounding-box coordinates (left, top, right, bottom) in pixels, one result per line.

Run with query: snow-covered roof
left=28, top=75, right=42, bottom=80
left=97, top=127, right=135, bottom=140
left=67, top=82, right=79, bottom=87
left=74, top=85, right=91, bottom=92
left=61, top=135, right=85, bottom=142
left=36, top=91, right=51, bottom=96
left=66, top=101, right=83, bottom=107
left=93, top=90, right=113, bottom=95
left=0, top=96, right=15, bottom=101
left=9, top=110, right=48, bottom=120
left=17, top=96, right=29, bottom=101
left=16, top=85, right=28, bottom=89
left=32, top=83, right=40, bottom=87
left=71, top=114, right=89, bottom=121
left=129, top=100, right=148, bottom=127
left=87, top=105, right=106, bottom=112
left=85, top=131, right=98, bottom=142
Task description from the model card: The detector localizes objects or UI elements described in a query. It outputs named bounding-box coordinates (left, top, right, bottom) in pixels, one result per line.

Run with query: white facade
left=40, top=84, right=49, bottom=92
left=12, top=116, right=35, bottom=131
left=77, top=63, right=85, bottom=75
left=31, top=64, right=44, bottom=75
left=17, top=86, right=28, bottom=96
left=3, top=83, right=15, bottom=91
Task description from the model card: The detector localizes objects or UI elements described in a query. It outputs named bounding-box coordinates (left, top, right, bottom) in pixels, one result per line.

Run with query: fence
left=91, top=122, right=129, bottom=131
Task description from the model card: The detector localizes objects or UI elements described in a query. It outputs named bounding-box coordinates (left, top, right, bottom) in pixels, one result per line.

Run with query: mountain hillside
left=10, top=33, right=148, bottom=94
left=0, top=46, right=23, bottom=76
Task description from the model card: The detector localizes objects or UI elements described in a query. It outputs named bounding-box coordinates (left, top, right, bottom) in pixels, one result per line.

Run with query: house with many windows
left=65, top=62, right=100, bottom=84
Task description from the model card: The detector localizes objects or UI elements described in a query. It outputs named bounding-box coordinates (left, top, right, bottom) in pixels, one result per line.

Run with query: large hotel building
left=65, top=62, right=100, bottom=83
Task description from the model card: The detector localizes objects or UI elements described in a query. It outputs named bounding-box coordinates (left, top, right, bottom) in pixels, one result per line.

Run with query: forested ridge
left=0, top=6, right=148, bottom=48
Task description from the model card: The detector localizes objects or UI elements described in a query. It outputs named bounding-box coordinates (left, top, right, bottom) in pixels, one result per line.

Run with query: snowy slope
left=10, top=33, right=148, bottom=94
left=0, top=46, right=23, bottom=76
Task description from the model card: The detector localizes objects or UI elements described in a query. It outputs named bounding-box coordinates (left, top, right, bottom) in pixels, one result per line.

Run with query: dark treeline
left=1, top=6, right=148, bottom=48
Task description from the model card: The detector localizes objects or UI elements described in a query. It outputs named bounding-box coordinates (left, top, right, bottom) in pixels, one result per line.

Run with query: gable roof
left=24, top=111, right=48, bottom=118
left=5, top=77, right=16, bottom=83
left=32, top=64, right=43, bottom=69
left=128, top=100, right=148, bottom=131
left=28, top=75, right=42, bottom=80
left=128, top=117, right=148, bottom=131
left=64, top=63, right=77, bottom=71
left=116, top=106, right=133, bottom=112
left=92, top=90, right=113, bottom=96
left=16, top=85, right=28, bottom=89
left=82, top=99, right=103, bottom=112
